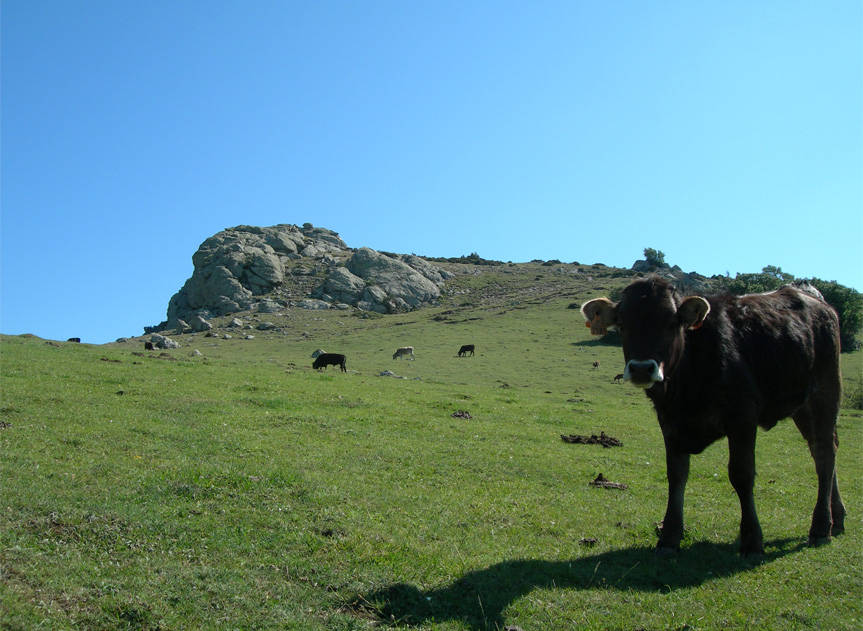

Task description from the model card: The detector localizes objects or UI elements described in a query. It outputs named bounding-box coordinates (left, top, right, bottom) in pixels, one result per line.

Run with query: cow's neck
left=645, top=339, right=695, bottom=411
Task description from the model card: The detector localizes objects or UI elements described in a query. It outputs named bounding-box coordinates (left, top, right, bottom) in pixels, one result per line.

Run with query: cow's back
left=714, top=287, right=840, bottom=426
left=313, top=353, right=346, bottom=370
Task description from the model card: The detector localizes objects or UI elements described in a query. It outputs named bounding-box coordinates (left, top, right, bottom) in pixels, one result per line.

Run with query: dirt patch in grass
left=589, top=473, right=628, bottom=490
left=561, top=432, right=622, bottom=447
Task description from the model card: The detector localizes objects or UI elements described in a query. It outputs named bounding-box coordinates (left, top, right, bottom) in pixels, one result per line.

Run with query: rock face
left=318, top=266, right=366, bottom=305
left=165, top=224, right=345, bottom=322
left=148, top=223, right=451, bottom=332
left=149, top=334, right=180, bottom=349
left=631, top=260, right=712, bottom=295
left=313, top=248, right=449, bottom=313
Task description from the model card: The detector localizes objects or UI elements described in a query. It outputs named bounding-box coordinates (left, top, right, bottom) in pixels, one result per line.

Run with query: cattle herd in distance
left=308, top=344, right=475, bottom=373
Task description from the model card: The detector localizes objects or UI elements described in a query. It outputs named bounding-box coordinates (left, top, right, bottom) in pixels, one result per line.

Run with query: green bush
left=643, top=247, right=666, bottom=267
left=809, top=278, right=863, bottom=351
left=425, top=252, right=504, bottom=265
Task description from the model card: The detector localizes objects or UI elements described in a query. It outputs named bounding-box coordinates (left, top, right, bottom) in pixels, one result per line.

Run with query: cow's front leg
left=728, top=430, right=763, bottom=555
left=657, top=443, right=690, bottom=554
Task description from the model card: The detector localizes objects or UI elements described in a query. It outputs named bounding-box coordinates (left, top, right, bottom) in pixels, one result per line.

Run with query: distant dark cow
left=457, top=344, right=475, bottom=357
left=144, top=341, right=155, bottom=351
left=592, top=361, right=600, bottom=369
left=582, top=277, right=845, bottom=555
left=67, top=337, right=81, bottom=343
left=312, top=353, right=346, bottom=372
left=393, top=346, right=415, bottom=360
left=613, top=373, right=624, bottom=384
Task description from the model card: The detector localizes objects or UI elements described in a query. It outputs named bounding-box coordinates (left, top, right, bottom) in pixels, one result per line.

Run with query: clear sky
left=2, top=1, right=861, bottom=344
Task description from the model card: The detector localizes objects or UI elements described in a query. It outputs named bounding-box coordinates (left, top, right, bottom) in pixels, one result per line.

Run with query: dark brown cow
left=582, top=277, right=845, bottom=555
left=458, top=344, right=475, bottom=357
left=312, top=353, right=346, bottom=372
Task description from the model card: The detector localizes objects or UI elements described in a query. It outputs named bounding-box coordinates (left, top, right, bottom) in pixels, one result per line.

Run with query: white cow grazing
left=392, top=346, right=415, bottom=360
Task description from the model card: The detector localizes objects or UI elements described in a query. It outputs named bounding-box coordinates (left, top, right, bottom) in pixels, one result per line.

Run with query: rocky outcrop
left=631, top=259, right=655, bottom=274
left=312, top=248, right=451, bottom=313
left=188, top=314, right=212, bottom=332
left=317, top=266, right=366, bottom=305
left=149, top=224, right=347, bottom=330
left=672, top=271, right=712, bottom=295
left=148, top=223, right=452, bottom=332
left=631, top=260, right=712, bottom=295
left=149, top=334, right=180, bottom=349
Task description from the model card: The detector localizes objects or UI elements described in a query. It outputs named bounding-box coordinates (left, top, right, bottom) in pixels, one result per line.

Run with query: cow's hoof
left=655, top=545, right=679, bottom=557
left=808, top=535, right=832, bottom=547
left=739, top=546, right=764, bottom=558
left=739, top=536, right=764, bottom=557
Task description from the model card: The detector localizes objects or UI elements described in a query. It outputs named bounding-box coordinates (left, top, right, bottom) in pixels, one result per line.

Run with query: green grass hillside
left=2, top=264, right=861, bottom=630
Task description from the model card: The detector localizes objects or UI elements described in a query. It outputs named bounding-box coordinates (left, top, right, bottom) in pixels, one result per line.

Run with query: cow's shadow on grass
left=571, top=331, right=622, bottom=347
left=350, top=538, right=806, bottom=629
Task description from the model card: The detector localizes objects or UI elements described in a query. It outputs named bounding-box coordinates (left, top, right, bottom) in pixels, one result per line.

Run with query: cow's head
left=581, top=278, right=710, bottom=389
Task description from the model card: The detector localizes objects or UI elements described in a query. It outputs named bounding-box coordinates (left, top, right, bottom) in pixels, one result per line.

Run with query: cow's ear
left=678, top=296, right=710, bottom=330
left=581, top=298, right=617, bottom=336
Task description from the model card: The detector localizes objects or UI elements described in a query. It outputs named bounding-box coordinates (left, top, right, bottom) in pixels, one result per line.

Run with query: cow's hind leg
left=829, top=464, right=845, bottom=536
left=793, top=401, right=845, bottom=545
left=728, top=428, right=763, bottom=556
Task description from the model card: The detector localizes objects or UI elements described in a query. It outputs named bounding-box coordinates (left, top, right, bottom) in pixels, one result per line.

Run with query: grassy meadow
left=1, top=264, right=861, bottom=630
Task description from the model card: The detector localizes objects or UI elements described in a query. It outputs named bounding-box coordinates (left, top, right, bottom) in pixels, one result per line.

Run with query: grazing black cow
left=458, top=344, right=475, bottom=357
left=592, top=361, right=600, bottom=369
left=582, top=277, right=845, bottom=555
left=613, top=373, right=624, bottom=384
left=144, top=341, right=155, bottom=351
left=312, top=353, right=346, bottom=372
left=67, top=337, right=81, bottom=343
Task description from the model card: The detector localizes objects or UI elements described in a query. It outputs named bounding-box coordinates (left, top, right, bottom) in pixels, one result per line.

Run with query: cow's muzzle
left=624, top=359, right=664, bottom=388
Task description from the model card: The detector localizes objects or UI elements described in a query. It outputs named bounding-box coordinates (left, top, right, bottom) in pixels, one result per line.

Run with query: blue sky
left=2, top=1, right=861, bottom=344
